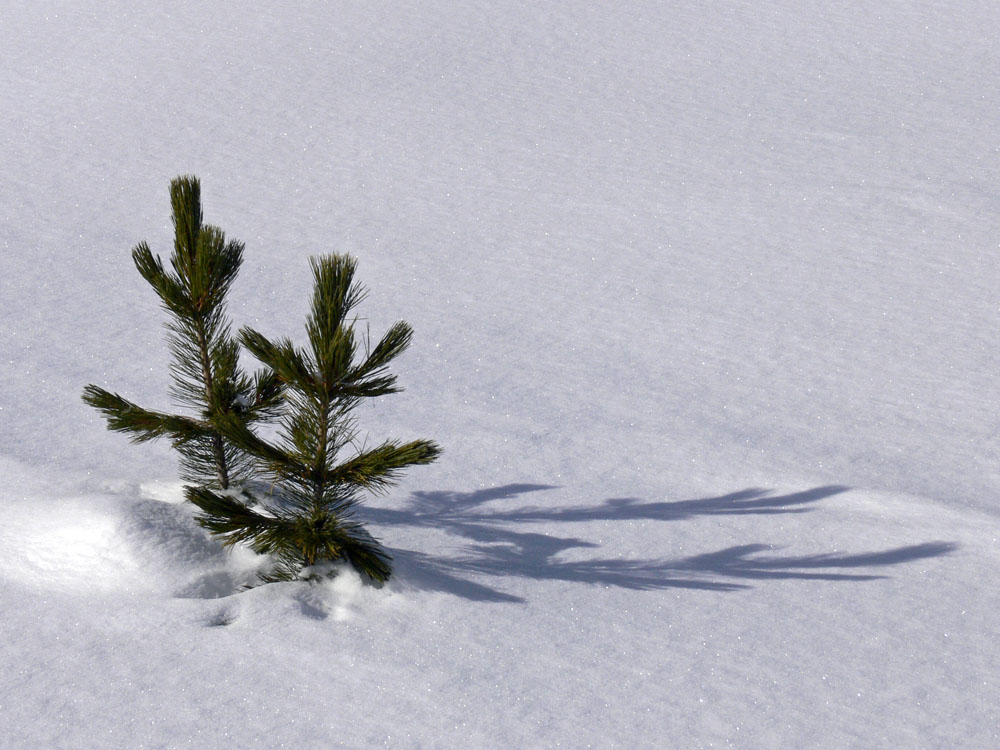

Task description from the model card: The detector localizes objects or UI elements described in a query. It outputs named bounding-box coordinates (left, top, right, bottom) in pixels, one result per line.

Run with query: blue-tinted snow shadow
left=368, top=485, right=957, bottom=603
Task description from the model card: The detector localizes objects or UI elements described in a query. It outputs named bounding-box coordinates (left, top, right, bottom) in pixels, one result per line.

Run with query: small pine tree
left=82, top=176, right=281, bottom=489
left=186, top=254, right=441, bottom=583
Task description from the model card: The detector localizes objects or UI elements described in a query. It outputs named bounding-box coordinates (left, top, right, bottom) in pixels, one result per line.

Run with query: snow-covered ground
left=2, top=2, right=998, bottom=747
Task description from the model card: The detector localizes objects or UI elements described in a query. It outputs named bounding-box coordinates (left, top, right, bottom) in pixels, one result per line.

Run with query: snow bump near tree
left=1, top=1, right=999, bottom=748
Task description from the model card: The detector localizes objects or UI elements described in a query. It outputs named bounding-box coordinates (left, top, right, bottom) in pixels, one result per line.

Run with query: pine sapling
left=82, top=176, right=281, bottom=489
left=187, top=254, right=441, bottom=583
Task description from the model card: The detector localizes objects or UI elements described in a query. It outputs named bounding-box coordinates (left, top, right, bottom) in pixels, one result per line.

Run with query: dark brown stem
left=194, top=313, right=229, bottom=489
left=312, top=400, right=329, bottom=510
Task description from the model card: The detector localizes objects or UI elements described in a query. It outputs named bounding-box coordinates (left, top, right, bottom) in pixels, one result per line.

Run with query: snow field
left=2, top=1, right=999, bottom=747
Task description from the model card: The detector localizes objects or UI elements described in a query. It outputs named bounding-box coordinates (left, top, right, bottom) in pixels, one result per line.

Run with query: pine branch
left=245, top=368, right=284, bottom=419
left=132, top=242, right=190, bottom=319
left=307, top=255, right=367, bottom=350
left=327, top=439, right=443, bottom=493
left=81, top=385, right=209, bottom=443
left=239, top=328, right=317, bottom=394
left=213, top=410, right=312, bottom=479
left=185, top=485, right=282, bottom=547
left=187, top=486, right=391, bottom=581
left=170, top=175, right=202, bottom=272
left=356, top=320, right=413, bottom=376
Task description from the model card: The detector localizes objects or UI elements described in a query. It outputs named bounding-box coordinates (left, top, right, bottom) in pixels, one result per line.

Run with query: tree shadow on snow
left=367, top=485, right=957, bottom=603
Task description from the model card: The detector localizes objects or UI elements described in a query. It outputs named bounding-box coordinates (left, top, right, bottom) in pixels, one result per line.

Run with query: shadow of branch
left=369, top=484, right=850, bottom=530
left=374, top=484, right=957, bottom=602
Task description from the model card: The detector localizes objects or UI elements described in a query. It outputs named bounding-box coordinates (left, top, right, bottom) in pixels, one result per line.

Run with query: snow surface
left=1, top=1, right=999, bottom=747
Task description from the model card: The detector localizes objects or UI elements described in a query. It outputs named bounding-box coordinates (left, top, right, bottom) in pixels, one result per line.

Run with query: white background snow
left=1, top=1, right=998, bottom=747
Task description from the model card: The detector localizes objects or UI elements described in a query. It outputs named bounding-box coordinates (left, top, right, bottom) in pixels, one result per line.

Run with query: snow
left=1, top=1, right=999, bottom=747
